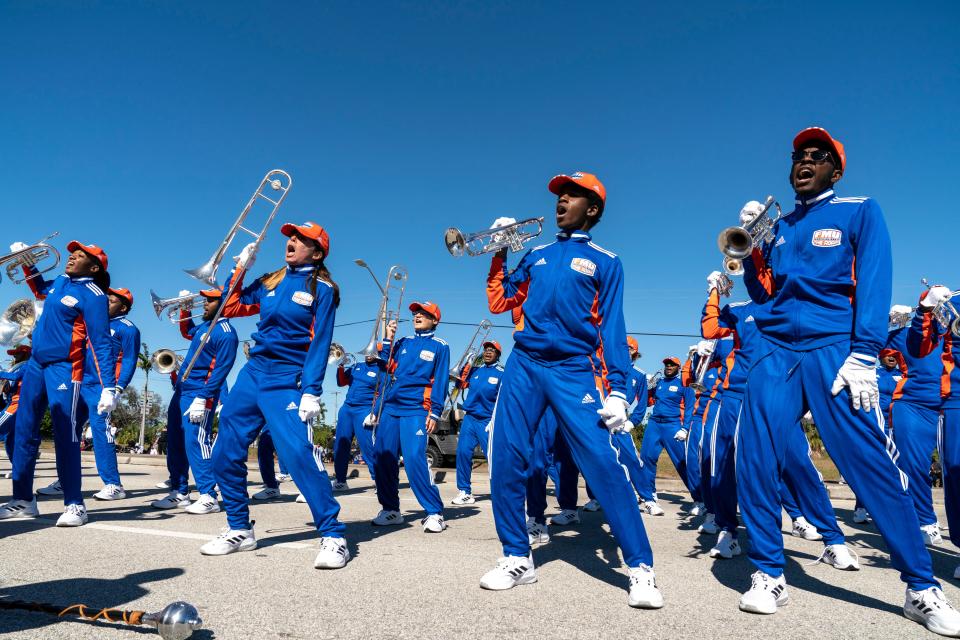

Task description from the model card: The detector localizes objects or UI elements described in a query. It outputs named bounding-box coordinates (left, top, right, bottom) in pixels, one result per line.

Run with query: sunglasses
left=791, top=149, right=835, bottom=164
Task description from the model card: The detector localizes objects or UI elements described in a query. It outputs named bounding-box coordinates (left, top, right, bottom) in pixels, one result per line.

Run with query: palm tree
left=137, top=342, right=152, bottom=452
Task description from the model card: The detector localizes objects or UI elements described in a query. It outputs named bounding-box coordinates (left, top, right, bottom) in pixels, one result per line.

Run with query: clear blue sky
left=2, top=2, right=957, bottom=413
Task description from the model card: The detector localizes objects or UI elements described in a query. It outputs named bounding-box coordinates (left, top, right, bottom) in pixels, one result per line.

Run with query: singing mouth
left=796, top=166, right=815, bottom=181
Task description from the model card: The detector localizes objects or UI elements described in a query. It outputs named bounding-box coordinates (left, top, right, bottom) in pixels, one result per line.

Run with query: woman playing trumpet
left=200, top=221, right=350, bottom=570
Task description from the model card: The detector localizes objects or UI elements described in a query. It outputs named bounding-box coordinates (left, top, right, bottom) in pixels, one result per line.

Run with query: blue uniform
left=740, top=188, right=934, bottom=590
left=0, top=364, right=26, bottom=463
left=877, top=364, right=902, bottom=423
left=333, top=359, right=383, bottom=484
left=372, top=330, right=450, bottom=515
left=485, top=230, right=653, bottom=566
left=82, top=314, right=140, bottom=488
left=13, top=270, right=116, bottom=506
left=638, top=372, right=694, bottom=502
left=526, top=408, right=563, bottom=524
left=686, top=361, right=721, bottom=506
left=455, top=361, right=503, bottom=494
left=213, top=266, right=343, bottom=537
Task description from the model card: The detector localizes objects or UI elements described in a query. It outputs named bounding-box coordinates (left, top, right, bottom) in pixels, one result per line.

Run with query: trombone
left=150, top=348, right=182, bottom=375
left=717, top=196, right=782, bottom=263
left=357, top=265, right=408, bottom=424
left=0, top=232, right=61, bottom=284
left=150, top=290, right=207, bottom=323
left=181, top=169, right=293, bottom=381
left=444, top=217, right=544, bottom=257
left=442, top=319, right=493, bottom=420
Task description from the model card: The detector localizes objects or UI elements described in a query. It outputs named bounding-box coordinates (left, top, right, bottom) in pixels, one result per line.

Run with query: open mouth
left=795, top=165, right=815, bottom=183
left=556, top=203, right=568, bottom=219
left=285, top=241, right=296, bottom=256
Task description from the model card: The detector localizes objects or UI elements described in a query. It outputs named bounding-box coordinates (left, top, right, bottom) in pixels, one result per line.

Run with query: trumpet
left=889, top=308, right=913, bottom=330
left=690, top=340, right=718, bottom=392
left=180, top=170, right=292, bottom=381
left=150, top=290, right=207, bottom=323
left=442, top=319, right=493, bottom=419
left=328, top=342, right=357, bottom=368
left=0, top=298, right=37, bottom=346
left=444, top=217, right=544, bottom=257
left=714, top=272, right=734, bottom=297
left=647, top=369, right=663, bottom=389
left=717, top=196, right=782, bottom=261
left=0, top=232, right=61, bottom=284
left=151, top=348, right=181, bottom=375
left=722, top=256, right=744, bottom=276
left=921, top=279, right=960, bottom=337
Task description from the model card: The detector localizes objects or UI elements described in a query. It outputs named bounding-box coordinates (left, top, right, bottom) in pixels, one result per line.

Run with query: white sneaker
left=37, top=480, right=63, bottom=496
left=819, top=543, right=859, bottom=570
left=628, top=565, right=664, bottom=609
left=527, top=518, right=550, bottom=545
left=372, top=510, right=403, bottom=526
left=583, top=499, right=601, bottom=512
left=93, top=484, right=126, bottom=501
left=904, top=586, right=960, bottom=636
left=296, top=493, right=306, bottom=503
left=314, top=536, right=350, bottom=569
left=641, top=501, right=665, bottom=516
left=56, top=504, right=88, bottom=527
left=331, top=481, right=349, bottom=492
left=155, top=479, right=171, bottom=489
left=451, top=490, right=476, bottom=505
left=480, top=556, right=537, bottom=590
left=252, top=487, right=281, bottom=500
left=422, top=514, right=447, bottom=533
left=852, top=507, right=870, bottom=524
left=739, top=571, right=788, bottom=614
left=185, top=495, right=221, bottom=515
left=709, top=531, right=742, bottom=559
left=276, top=473, right=292, bottom=483
left=151, top=492, right=191, bottom=510
left=0, top=498, right=39, bottom=520
left=690, top=501, right=706, bottom=517
left=549, top=509, right=580, bottom=526
left=199, top=527, right=257, bottom=555
left=922, top=524, right=944, bottom=546
left=791, top=516, right=822, bottom=541
left=698, top=513, right=719, bottom=534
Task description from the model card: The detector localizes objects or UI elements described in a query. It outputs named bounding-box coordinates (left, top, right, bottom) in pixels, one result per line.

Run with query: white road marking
left=84, top=522, right=313, bottom=549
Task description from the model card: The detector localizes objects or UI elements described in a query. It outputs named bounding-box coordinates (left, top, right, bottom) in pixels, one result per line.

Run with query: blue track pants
left=892, top=400, right=941, bottom=527
left=455, top=413, right=489, bottom=493
left=256, top=431, right=289, bottom=489
left=82, top=384, right=121, bottom=487
left=686, top=410, right=705, bottom=503
left=372, top=409, right=444, bottom=516
left=526, top=408, right=561, bottom=524
left=941, top=408, right=960, bottom=552
left=164, top=387, right=219, bottom=498
left=0, top=411, right=16, bottom=464
left=334, top=403, right=376, bottom=484
left=637, top=418, right=689, bottom=502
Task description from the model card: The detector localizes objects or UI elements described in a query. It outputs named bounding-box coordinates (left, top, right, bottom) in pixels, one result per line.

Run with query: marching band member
left=688, top=340, right=729, bottom=522
left=0, top=345, right=31, bottom=466
left=0, top=241, right=118, bottom=526
left=480, top=172, right=662, bottom=609
left=451, top=340, right=503, bottom=505
left=638, top=356, right=694, bottom=516
left=369, top=302, right=450, bottom=532
left=736, top=127, right=959, bottom=633
left=151, top=289, right=237, bottom=514
left=886, top=305, right=947, bottom=545
left=908, top=285, right=960, bottom=577
left=200, top=221, right=350, bottom=570
left=332, top=354, right=383, bottom=491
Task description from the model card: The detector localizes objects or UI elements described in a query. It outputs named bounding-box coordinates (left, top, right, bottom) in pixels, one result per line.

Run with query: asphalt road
left=1, top=456, right=957, bottom=640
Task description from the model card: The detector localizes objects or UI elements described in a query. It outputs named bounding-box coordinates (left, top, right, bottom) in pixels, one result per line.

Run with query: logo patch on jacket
left=581, top=393, right=595, bottom=404
left=811, top=229, right=842, bottom=247
left=668, top=385, right=679, bottom=392
left=775, top=236, right=786, bottom=247
left=570, top=257, right=597, bottom=276
left=366, top=371, right=377, bottom=377
left=60, top=295, right=78, bottom=307
left=534, top=257, right=547, bottom=266
left=488, top=376, right=499, bottom=385
left=286, top=401, right=297, bottom=410
left=292, top=291, right=314, bottom=306
left=419, top=350, right=435, bottom=362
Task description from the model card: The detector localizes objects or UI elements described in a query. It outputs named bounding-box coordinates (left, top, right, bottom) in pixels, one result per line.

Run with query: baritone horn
left=151, top=348, right=181, bottom=375
left=0, top=232, right=61, bottom=284
left=717, top=196, right=782, bottom=261
left=0, top=298, right=37, bottom=346
left=444, top=217, right=544, bottom=257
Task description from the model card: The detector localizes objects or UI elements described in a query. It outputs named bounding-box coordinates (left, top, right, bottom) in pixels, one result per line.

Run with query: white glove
left=490, top=216, right=517, bottom=229
left=706, top=270, right=724, bottom=293
left=234, top=242, right=257, bottom=270
left=623, top=420, right=635, bottom=433
left=9, top=241, right=28, bottom=253
left=674, top=428, right=689, bottom=441
left=830, top=353, right=879, bottom=411
left=298, top=393, right=321, bottom=423
left=97, top=388, right=119, bottom=415
left=921, top=285, right=953, bottom=310
left=696, top=340, right=715, bottom=357
left=363, top=413, right=379, bottom=428
left=739, top=200, right=765, bottom=226
left=187, top=396, right=207, bottom=424
left=597, top=395, right=630, bottom=433
left=178, top=289, right=191, bottom=297
left=889, top=304, right=913, bottom=316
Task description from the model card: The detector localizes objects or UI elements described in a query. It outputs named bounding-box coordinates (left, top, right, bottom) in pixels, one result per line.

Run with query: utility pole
left=331, top=391, right=342, bottom=428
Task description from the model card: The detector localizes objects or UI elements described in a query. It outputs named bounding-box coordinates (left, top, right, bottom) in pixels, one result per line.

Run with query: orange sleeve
left=701, top=290, right=734, bottom=339
left=681, top=357, right=693, bottom=387
left=487, top=253, right=529, bottom=314
left=178, top=308, right=193, bottom=340
left=221, top=270, right=261, bottom=318
left=750, top=247, right=776, bottom=297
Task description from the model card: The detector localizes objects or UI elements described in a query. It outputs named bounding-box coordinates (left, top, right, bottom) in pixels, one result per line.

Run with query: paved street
left=1, top=455, right=957, bottom=639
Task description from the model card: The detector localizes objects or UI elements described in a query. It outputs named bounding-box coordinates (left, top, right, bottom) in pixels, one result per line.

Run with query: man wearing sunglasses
left=735, top=127, right=960, bottom=636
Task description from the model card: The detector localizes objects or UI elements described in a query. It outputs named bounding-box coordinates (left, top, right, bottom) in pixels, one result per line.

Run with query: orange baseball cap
left=108, top=287, right=134, bottom=307
left=482, top=340, right=502, bottom=353
left=6, top=344, right=31, bottom=356
left=548, top=171, right=606, bottom=204
left=199, top=288, right=223, bottom=299
left=627, top=336, right=639, bottom=351
left=66, top=241, right=108, bottom=270
left=280, top=221, right=330, bottom=257
left=662, top=356, right=681, bottom=366
left=879, top=348, right=900, bottom=359
left=409, top=301, right=441, bottom=322
left=793, top=127, right=846, bottom=173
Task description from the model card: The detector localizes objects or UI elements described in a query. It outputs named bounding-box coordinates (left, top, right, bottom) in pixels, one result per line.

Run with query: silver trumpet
left=444, top=217, right=544, bottom=257
left=442, top=319, right=493, bottom=420
left=715, top=272, right=734, bottom=297
left=150, top=290, right=207, bottom=323
left=151, top=348, right=182, bottom=375
left=889, top=308, right=913, bottom=330
left=181, top=170, right=292, bottom=381
left=722, top=256, right=745, bottom=276
left=922, top=279, right=960, bottom=337
left=0, top=232, right=61, bottom=284
left=328, top=342, right=357, bottom=368
left=717, top=196, right=782, bottom=262
left=647, top=369, right=663, bottom=389
left=690, top=340, right=718, bottom=393
left=0, top=298, right=37, bottom=346
left=185, top=170, right=292, bottom=286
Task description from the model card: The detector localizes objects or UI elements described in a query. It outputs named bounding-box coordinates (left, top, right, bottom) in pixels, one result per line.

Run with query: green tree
left=112, top=386, right=164, bottom=449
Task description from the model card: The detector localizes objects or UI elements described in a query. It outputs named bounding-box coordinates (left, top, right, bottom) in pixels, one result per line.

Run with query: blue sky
left=2, top=2, right=958, bottom=413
